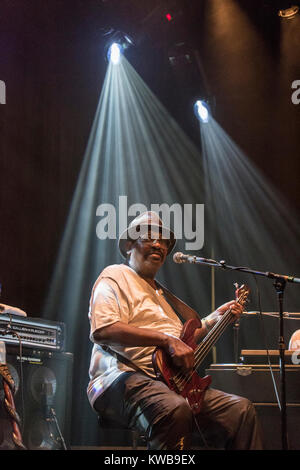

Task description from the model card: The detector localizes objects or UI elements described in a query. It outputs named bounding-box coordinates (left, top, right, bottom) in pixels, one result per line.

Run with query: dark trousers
left=94, top=372, right=263, bottom=450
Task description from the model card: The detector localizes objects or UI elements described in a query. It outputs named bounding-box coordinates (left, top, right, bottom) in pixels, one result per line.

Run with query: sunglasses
left=138, top=236, right=170, bottom=249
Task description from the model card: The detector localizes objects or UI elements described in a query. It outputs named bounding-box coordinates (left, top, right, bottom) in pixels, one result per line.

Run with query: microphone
left=173, top=252, right=213, bottom=264
left=173, top=252, right=189, bottom=263
left=0, top=304, right=27, bottom=317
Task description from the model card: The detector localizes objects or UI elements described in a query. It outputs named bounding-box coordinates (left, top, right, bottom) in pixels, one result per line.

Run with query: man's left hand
left=194, top=300, right=244, bottom=343
left=205, top=300, right=244, bottom=330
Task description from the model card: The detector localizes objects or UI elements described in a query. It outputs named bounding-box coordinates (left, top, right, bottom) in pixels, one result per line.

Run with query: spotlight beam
left=199, top=116, right=300, bottom=313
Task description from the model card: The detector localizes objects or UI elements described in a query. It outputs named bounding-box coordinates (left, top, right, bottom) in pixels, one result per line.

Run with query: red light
left=166, top=13, right=172, bottom=22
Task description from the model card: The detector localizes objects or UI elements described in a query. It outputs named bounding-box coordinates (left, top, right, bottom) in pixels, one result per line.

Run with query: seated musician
left=87, top=211, right=262, bottom=450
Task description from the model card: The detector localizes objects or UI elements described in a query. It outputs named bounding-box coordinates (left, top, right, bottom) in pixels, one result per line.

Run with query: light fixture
left=107, top=42, right=123, bottom=64
left=194, top=100, right=211, bottom=124
left=104, top=30, right=135, bottom=64
left=278, top=5, right=299, bottom=18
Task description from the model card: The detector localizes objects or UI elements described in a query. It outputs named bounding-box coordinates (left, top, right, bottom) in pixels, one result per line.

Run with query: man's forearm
left=194, top=313, right=220, bottom=342
left=202, top=311, right=222, bottom=331
left=202, top=299, right=243, bottom=332
left=93, top=321, right=195, bottom=372
left=93, top=321, right=170, bottom=348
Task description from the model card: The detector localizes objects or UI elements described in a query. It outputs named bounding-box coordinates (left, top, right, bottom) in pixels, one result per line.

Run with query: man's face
left=127, top=229, right=170, bottom=278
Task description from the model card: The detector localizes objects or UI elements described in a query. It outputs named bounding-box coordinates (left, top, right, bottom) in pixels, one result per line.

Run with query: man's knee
left=150, top=397, right=193, bottom=449
left=236, top=396, right=256, bottom=418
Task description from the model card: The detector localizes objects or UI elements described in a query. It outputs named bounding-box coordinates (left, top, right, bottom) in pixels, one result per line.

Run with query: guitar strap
left=155, top=281, right=200, bottom=322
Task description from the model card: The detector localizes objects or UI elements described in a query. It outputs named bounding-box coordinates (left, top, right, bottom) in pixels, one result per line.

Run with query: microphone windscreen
left=173, top=252, right=184, bottom=263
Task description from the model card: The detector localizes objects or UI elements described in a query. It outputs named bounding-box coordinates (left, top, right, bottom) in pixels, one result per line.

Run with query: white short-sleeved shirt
left=87, top=264, right=183, bottom=408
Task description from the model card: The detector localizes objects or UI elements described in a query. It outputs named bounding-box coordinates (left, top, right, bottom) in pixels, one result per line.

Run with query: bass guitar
left=152, top=283, right=250, bottom=415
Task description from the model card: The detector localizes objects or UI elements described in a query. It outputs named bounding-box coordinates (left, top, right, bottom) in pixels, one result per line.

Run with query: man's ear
left=125, top=240, right=133, bottom=256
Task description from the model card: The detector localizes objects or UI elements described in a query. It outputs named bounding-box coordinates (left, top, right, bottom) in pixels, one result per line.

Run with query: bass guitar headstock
left=234, top=282, right=250, bottom=308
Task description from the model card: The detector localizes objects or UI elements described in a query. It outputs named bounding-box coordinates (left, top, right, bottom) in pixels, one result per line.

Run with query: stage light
left=278, top=5, right=299, bottom=18
left=194, top=100, right=210, bottom=123
left=107, top=42, right=122, bottom=64
left=166, top=13, right=173, bottom=22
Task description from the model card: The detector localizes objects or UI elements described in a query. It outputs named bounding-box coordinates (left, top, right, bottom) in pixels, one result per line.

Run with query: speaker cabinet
left=3, top=346, right=73, bottom=450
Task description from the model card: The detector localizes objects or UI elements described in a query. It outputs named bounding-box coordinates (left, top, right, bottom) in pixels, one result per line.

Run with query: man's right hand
left=163, top=335, right=194, bottom=373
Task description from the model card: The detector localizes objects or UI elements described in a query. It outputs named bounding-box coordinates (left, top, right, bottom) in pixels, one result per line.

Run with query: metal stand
left=273, top=277, right=288, bottom=450
left=47, top=407, right=68, bottom=450
left=176, top=253, right=300, bottom=450
left=233, top=318, right=241, bottom=364
left=42, top=383, right=68, bottom=450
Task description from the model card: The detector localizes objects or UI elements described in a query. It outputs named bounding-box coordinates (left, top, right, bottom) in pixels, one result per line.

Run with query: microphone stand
left=273, top=277, right=288, bottom=451
left=233, top=318, right=241, bottom=364
left=178, top=255, right=299, bottom=450
left=42, top=383, right=68, bottom=450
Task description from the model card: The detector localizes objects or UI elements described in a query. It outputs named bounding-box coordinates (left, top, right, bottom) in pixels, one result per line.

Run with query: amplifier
left=0, top=314, right=65, bottom=351
left=205, top=363, right=300, bottom=450
left=240, top=349, right=297, bottom=365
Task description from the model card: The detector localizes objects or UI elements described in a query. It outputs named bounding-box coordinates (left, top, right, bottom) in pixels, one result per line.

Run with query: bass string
left=194, top=312, right=234, bottom=368
left=173, top=310, right=232, bottom=388
left=174, top=312, right=233, bottom=389
left=175, top=291, right=248, bottom=389
left=195, top=291, right=248, bottom=361
left=173, top=291, right=247, bottom=389
left=193, top=291, right=246, bottom=365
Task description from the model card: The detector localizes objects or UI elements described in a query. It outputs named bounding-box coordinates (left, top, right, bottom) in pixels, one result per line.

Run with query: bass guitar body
left=153, top=284, right=249, bottom=415
left=152, top=317, right=212, bottom=415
